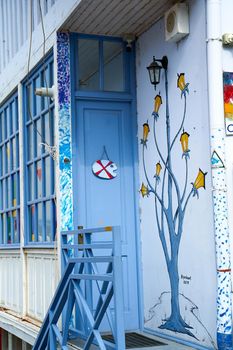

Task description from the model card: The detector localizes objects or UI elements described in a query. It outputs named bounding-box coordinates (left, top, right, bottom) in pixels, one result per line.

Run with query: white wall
left=0, top=0, right=81, bottom=104
left=0, top=251, right=22, bottom=313
left=136, top=1, right=217, bottom=348
left=0, top=250, right=59, bottom=323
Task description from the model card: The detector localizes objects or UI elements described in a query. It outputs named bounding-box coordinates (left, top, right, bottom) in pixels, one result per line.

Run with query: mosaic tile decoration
left=211, top=128, right=232, bottom=338
left=57, top=32, right=73, bottom=232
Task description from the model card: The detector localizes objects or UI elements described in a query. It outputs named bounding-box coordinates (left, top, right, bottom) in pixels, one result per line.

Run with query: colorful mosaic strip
left=211, top=129, right=232, bottom=342
left=57, top=32, right=73, bottom=231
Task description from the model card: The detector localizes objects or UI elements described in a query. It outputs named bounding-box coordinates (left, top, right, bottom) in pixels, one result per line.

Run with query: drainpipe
left=206, top=1, right=233, bottom=349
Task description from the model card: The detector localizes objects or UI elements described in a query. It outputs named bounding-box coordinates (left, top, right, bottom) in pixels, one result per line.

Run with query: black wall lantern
left=147, top=56, right=168, bottom=89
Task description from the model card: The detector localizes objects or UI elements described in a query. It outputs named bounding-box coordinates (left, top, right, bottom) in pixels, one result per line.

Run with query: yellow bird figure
left=192, top=169, right=207, bottom=198
left=177, top=73, right=189, bottom=98
left=141, top=121, right=150, bottom=147
left=154, top=162, right=162, bottom=183
left=140, top=183, right=149, bottom=197
left=152, top=94, right=162, bottom=121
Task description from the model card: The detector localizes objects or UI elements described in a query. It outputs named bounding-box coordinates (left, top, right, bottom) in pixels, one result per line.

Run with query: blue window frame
left=0, top=93, right=20, bottom=246
left=75, top=35, right=130, bottom=93
left=24, top=54, right=56, bottom=244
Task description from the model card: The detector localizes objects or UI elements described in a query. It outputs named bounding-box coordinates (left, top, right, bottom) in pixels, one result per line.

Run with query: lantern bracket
left=156, top=56, right=168, bottom=70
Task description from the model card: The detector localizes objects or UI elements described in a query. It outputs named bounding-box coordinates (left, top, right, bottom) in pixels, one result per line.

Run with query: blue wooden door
left=74, top=100, right=139, bottom=330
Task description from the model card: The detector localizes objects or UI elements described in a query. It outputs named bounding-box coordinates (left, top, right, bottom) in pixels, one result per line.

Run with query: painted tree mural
left=140, top=65, right=207, bottom=337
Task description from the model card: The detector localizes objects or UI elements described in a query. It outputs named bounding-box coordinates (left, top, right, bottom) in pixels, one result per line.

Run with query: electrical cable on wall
left=27, top=0, right=57, bottom=162
left=38, top=0, right=58, bottom=162
left=38, top=0, right=58, bottom=255
left=26, top=0, right=58, bottom=250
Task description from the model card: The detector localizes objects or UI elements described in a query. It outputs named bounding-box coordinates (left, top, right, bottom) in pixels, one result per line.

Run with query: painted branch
left=182, top=189, right=193, bottom=216
left=142, top=144, right=154, bottom=192
left=170, top=94, right=187, bottom=151
left=161, top=163, right=167, bottom=233
left=153, top=116, right=166, bottom=165
left=154, top=186, right=161, bottom=232
left=165, top=69, right=173, bottom=218
left=142, top=139, right=167, bottom=214
left=159, top=228, right=171, bottom=266
left=174, top=157, right=188, bottom=224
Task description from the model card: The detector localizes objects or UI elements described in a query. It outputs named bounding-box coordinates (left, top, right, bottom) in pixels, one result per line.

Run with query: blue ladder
left=32, top=226, right=126, bottom=350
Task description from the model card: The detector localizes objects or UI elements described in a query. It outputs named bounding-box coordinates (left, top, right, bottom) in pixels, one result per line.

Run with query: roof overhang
left=61, top=0, right=174, bottom=37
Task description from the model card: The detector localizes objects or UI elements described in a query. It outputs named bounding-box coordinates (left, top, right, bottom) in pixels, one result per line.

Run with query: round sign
left=92, top=159, right=117, bottom=180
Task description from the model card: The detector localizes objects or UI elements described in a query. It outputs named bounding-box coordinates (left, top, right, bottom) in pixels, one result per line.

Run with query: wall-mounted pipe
left=206, top=1, right=232, bottom=349
left=35, top=85, right=55, bottom=100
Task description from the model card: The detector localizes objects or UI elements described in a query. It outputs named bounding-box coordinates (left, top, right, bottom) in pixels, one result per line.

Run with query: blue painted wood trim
left=129, top=43, right=145, bottom=331
left=0, top=244, right=20, bottom=249
left=57, top=32, right=74, bottom=232
left=23, top=53, right=55, bottom=245
left=70, top=33, right=143, bottom=330
left=0, top=92, right=20, bottom=246
left=75, top=91, right=133, bottom=101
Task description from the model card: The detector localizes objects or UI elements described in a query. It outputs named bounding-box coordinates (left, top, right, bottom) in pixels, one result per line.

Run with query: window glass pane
left=6, top=142, right=10, bottom=173
left=2, top=180, right=6, bottom=209
left=12, top=210, right=18, bottom=243
left=36, top=119, right=42, bottom=157
left=1, top=146, right=4, bottom=176
left=27, top=124, right=34, bottom=160
left=28, top=164, right=35, bottom=200
left=0, top=214, right=3, bottom=244
left=12, top=138, right=16, bottom=170
left=17, top=173, right=20, bottom=205
left=7, top=177, right=10, bottom=208
left=1, top=112, right=4, bottom=140
left=0, top=147, right=2, bottom=177
left=104, top=41, right=124, bottom=92
left=12, top=100, right=16, bottom=133
left=44, top=112, right=50, bottom=147
left=26, top=84, right=33, bottom=121
left=5, top=179, right=8, bottom=208
left=51, top=108, right=55, bottom=146
left=45, top=201, right=52, bottom=242
left=78, top=39, right=100, bottom=91
left=34, top=75, right=42, bottom=116
left=15, top=99, right=19, bottom=131
left=38, top=202, right=43, bottom=242
left=0, top=181, right=2, bottom=210
left=29, top=205, right=36, bottom=242
left=16, top=135, right=19, bottom=168
left=0, top=112, right=2, bottom=143
left=7, top=212, right=11, bottom=243
left=41, top=67, right=49, bottom=111
left=50, top=61, right=54, bottom=85
left=12, top=174, right=17, bottom=206
left=6, top=106, right=10, bottom=137
left=43, top=110, right=54, bottom=150
left=45, top=156, right=51, bottom=196
left=3, top=213, right=7, bottom=244
left=36, top=160, right=42, bottom=198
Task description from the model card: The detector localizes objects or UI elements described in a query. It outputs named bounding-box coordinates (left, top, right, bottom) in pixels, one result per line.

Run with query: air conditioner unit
left=165, top=3, right=189, bottom=42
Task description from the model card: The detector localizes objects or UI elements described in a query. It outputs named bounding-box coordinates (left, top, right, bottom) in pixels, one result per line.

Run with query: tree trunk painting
left=140, top=66, right=207, bottom=337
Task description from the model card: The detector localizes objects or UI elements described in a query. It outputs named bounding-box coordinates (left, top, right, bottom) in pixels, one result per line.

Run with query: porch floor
left=68, top=331, right=198, bottom=350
